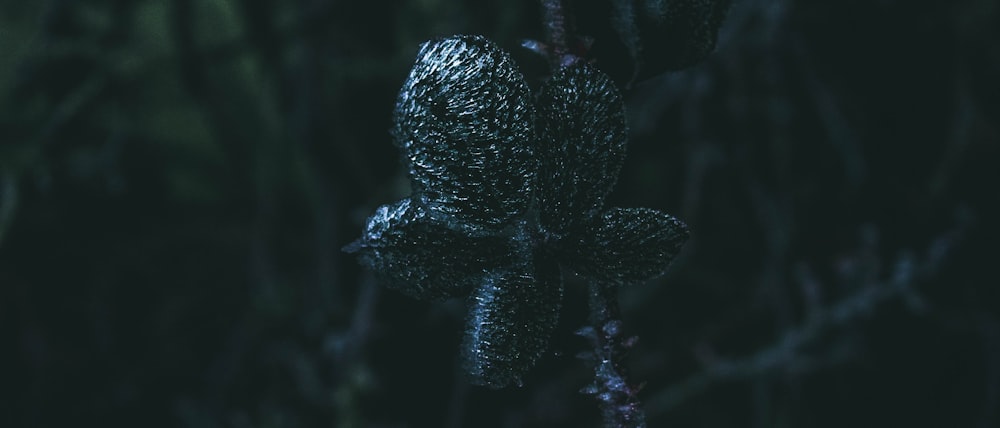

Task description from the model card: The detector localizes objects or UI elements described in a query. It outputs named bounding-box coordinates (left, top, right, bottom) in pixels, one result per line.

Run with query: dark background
left=2, top=0, right=998, bottom=427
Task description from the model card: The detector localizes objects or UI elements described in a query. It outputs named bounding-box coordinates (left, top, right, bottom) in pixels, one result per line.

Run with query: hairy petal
left=536, top=63, right=627, bottom=237
left=569, top=207, right=689, bottom=285
left=344, top=198, right=510, bottom=301
left=394, top=35, right=536, bottom=229
left=461, top=250, right=563, bottom=388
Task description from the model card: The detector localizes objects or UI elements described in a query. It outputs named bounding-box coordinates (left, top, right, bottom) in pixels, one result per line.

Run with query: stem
left=541, top=0, right=569, bottom=63
left=535, top=0, right=586, bottom=67
left=583, top=281, right=647, bottom=428
left=0, top=173, right=17, bottom=249
left=539, top=2, right=642, bottom=425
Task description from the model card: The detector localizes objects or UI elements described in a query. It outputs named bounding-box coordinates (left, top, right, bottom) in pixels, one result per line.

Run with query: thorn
left=520, top=39, right=549, bottom=57
left=341, top=238, right=366, bottom=253
left=623, top=336, right=639, bottom=348
left=603, top=320, right=623, bottom=337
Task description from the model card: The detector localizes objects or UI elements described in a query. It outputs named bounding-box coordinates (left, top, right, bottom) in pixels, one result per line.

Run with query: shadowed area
left=1, top=0, right=997, bottom=427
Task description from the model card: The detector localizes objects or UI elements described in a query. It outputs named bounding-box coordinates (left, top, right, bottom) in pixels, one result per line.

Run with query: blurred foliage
left=1, top=0, right=997, bottom=427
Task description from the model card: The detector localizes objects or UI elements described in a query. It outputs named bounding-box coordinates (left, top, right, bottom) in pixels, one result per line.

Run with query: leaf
left=344, top=198, right=511, bottom=301
left=349, top=34, right=694, bottom=390
left=569, top=207, right=689, bottom=285
left=393, top=35, right=536, bottom=229
left=613, top=0, right=732, bottom=78
left=535, top=63, right=627, bottom=238
left=573, top=0, right=731, bottom=84
left=461, top=250, right=563, bottom=388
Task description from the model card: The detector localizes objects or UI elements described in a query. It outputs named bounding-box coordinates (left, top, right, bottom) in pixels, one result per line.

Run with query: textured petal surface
left=394, top=35, right=536, bottom=228
left=461, top=250, right=563, bottom=388
left=345, top=198, right=510, bottom=301
left=569, top=207, right=689, bottom=285
left=536, top=63, right=627, bottom=237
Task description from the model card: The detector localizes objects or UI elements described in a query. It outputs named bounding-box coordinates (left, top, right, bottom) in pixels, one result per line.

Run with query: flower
left=345, top=35, right=689, bottom=388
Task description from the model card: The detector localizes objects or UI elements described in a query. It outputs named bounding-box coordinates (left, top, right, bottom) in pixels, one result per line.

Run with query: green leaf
left=535, top=64, right=627, bottom=238
left=394, top=35, right=536, bottom=229
left=569, top=207, right=689, bottom=285
left=346, top=198, right=512, bottom=301
left=461, top=251, right=563, bottom=388
left=611, top=0, right=732, bottom=79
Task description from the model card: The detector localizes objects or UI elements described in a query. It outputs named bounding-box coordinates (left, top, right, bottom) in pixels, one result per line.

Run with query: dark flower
left=345, top=35, right=689, bottom=388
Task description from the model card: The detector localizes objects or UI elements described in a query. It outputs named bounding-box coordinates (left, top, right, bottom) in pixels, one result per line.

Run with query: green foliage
left=3, top=1, right=995, bottom=427
left=347, top=35, right=688, bottom=388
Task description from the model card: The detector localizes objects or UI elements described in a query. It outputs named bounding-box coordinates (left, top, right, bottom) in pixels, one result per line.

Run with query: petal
left=535, top=63, right=627, bottom=237
left=344, top=198, right=510, bottom=301
left=569, top=207, right=689, bottom=285
left=461, top=250, right=563, bottom=388
left=394, top=35, right=536, bottom=229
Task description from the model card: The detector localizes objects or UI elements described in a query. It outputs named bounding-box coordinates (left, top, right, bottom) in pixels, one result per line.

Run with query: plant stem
left=539, top=2, right=644, bottom=425
left=540, top=0, right=569, bottom=63
left=0, top=173, right=17, bottom=249
left=584, top=281, right=647, bottom=428
left=537, top=0, right=587, bottom=67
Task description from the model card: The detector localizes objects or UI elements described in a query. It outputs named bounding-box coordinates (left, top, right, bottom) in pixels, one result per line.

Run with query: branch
left=524, top=0, right=583, bottom=68
left=645, top=222, right=966, bottom=417
left=541, top=0, right=569, bottom=62
left=579, top=281, right=647, bottom=428
left=0, top=173, right=17, bottom=249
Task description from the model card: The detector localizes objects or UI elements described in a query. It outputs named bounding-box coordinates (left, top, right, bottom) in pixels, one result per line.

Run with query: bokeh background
left=2, top=0, right=998, bottom=427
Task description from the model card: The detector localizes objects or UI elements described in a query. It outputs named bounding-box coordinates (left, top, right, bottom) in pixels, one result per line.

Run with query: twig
left=327, top=272, right=380, bottom=428
left=533, top=2, right=649, bottom=425
left=525, top=0, right=583, bottom=68
left=0, top=173, right=17, bottom=249
left=541, top=0, right=569, bottom=63
left=579, top=282, right=647, bottom=428
left=645, top=223, right=966, bottom=417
